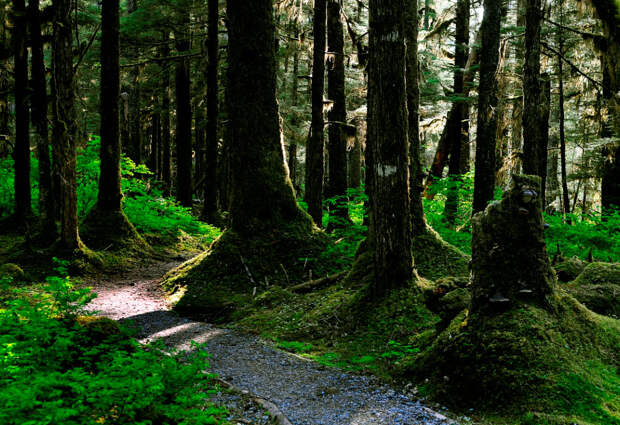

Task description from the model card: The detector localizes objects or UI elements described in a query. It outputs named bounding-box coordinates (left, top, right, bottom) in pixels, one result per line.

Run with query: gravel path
left=84, top=258, right=460, bottom=425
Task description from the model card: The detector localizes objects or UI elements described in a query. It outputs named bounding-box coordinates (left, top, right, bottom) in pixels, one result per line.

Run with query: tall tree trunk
left=558, top=36, right=570, bottom=217
left=326, top=0, right=348, bottom=227
left=473, top=0, right=502, bottom=213
left=203, top=0, right=219, bottom=221
left=287, top=25, right=300, bottom=193
left=52, top=0, right=81, bottom=249
left=0, top=16, right=9, bottom=158
left=175, top=3, right=193, bottom=208
left=12, top=0, right=31, bottom=223
left=306, top=0, right=327, bottom=226
left=127, top=0, right=142, bottom=164
left=368, top=0, right=413, bottom=294
left=150, top=112, right=160, bottom=178
left=444, top=0, right=470, bottom=225
left=539, top=73, right=550, bottom=208
left=226, top=0, right=306, bottom=232
left=509, top=0, right=526, bottom=177
left=29, top=0, right=55, bottom=237
left=522, top=0, right=544, bottom=178
left=160, top=32, right=172, bottom=197
left=406, top=0, right=426, bottom=235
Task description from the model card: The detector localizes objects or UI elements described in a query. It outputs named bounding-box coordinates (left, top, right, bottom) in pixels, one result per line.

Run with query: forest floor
left=83, top=256, right=461, bottom=425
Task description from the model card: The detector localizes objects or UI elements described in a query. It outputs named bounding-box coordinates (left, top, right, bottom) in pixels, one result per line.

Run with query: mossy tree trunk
left=406, top=0, right=426, bottom=236
left=29, top=0, right=55, bottom=238
left=368, top=0, right=414, bottom=294
left=52, top=0, right=81, bottom=249
left=473, top=0, right=502, bottom=213
left=305, top=0, right=327, bottom=226
left=326, top=0, right=349, bottom=228
left=202, top=0, right=220, bottom=222
left=444, top=0, right=470, bottom=225
left=470, top=175, right=555, bottom=314
left=287, top=24, right=300, bottom=193
left=12, top=0, right=31, bottom=223
left=175, top=3, right=193, bottom=208
left=227, top=0, right=310, bottom=233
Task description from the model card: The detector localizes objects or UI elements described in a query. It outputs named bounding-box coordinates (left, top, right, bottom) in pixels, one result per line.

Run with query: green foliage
left=276, top=340, right=313, bottom=353
left=0, top=261, right=225, bottom=425
left=0, top=156, right=40, bottom=219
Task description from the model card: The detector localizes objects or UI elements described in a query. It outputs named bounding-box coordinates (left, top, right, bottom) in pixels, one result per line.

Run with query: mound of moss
left=555, top=257, right=587, bottom=282
left=413, top=228, right=470, bottom=280
left=0, top=263, right=26, bottom=280
left=81, top=207, right=150, bottom=253
left=162, top=219, right=336, bottom=320
left=564, top=262, right=620, bottom=318
left=407, top=293, right=620, bottom=424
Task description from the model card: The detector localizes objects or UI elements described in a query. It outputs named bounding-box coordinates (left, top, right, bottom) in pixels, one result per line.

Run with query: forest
left=0, top=0, right=619, bottom=423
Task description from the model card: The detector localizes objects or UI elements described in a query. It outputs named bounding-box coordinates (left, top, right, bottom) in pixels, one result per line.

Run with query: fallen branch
left=290, top=271, right=347, bottom=294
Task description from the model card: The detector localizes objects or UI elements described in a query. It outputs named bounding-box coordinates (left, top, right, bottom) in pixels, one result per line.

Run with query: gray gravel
left=84, top=259, right=460, bottom=425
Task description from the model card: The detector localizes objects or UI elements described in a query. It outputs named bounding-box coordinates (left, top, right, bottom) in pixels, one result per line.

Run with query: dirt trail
left=85, top=258, right=460, bottom=425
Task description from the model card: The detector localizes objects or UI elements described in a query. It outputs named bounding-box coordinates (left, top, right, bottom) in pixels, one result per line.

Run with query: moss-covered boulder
left=564, top=262, right=620, bottom=318
left=162, top=219, right=335, bottom=320
left=0, top=263, right=26, bottom=280
left=554, top=257, right=587, bottom=282
left=413, top=229, right=470, bottom=280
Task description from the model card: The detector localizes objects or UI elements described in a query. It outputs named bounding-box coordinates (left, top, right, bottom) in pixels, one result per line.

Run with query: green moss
left=564, top=262, right=620, bottom=318
left=404, top=293, right=620, bottom=424
left=555, top=257, right=587, bottom=282
left=413, top=229, right=470, bottom=280
left=81, top=207, right=151, bottom=253
left=161, top=218, right=337, bottom=319
left=0, top=263, right=26, bottom=280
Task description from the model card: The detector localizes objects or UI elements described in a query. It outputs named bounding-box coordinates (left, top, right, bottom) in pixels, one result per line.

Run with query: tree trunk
left=52, top=0, right=81, bottom=249
left=538, top=73, right=550, bottom=208
left=473, top=0, right=502, bottom=213
left=522, top=0, right=544, bottom=179
left=326, top=0, right=349, bottom=227
left=0, top=65, right=9, bottom=159
left=127, top=0, right=142, bottom=164
left=160, top=32, right=172, bottom=197
left=558, top=38, right=570, bottom=217
left=29, top=0, right=55, bottom=237
left=203, top=0, right=219, bottom=221
left=305, top=0, right=327, bottom=226
left=406, top=0, right=426, bottom=235
left=12, top=0, right=31, bottom=222
left=444, top=0, right=470, bottom=225
left=287, top=25, right=300, bottom=193
left=368, top=0, right=414, bottom=294
left=349, top=131, right=362, bottom=189
left=226, top=0, right=307, bottom=232
left=175, top=3, right=193, bottom=208
left=150, top=112, right=160, bottom=178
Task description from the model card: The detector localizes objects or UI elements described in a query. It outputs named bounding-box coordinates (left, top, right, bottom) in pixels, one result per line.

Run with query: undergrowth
left=0, top=259, right=226, bottom=425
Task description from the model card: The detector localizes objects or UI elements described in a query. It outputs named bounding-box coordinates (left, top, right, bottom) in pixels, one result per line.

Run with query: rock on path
left=84, top=259, right=459, bottom=425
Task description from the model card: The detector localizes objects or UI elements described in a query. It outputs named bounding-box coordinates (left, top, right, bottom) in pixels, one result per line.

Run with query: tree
left=473, top=0, right=502, bottom=213
left=174, top=0, right=193, bottom=208
left=368, top=0, right=413, bottom=293
left=306, top=0, right=327, bottom=226
left=81, top=0, right=146, bottom=251
left=160, top=31, right=172, bottom=197
left=29, top=0, right=55, bottom=238
left=127, top=0, right=142, bottom=164
left=326, top=0, right=349, bottom=228
left=202, top=0, right=219, bottom=222
left=52, top=0, right=81, bottom=249
left=11, top=0, right=31, bottom=224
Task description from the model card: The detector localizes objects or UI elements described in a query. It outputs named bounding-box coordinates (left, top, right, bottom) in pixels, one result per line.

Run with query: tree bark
left=29, top=0, right=55, bottom=237
left=127, top=0, right=142, bottom=164
left=444, top=0, right=470, bottom=225
left=12, top=0, right=31, bottom=222
left=203, top=0, right=219, bottom=221
left=175, top=2, right=193, bottom=208
left=368, top=0, right=414, bottom=294
left=52, top=0, right=81, bottom=249
left=160, top=32, right=172, bottom=197
left=226, top=0, right=307, bottom=232
left=287, top=25, right=300, bottom=192
left=558, top=37, right=570, bottom=217
left=305, top=0, right=327, bottom=226
left=473, top=0, right=502, bottom=213
left=406, top=0, right=426, bottom=235
left=326, top=0, right=349, bottom=227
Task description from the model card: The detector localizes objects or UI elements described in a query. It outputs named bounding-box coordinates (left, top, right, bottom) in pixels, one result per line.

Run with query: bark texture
left=175, top=3, right=193, bottom=207
left=160, top=31, right=172, bottom=196
left=473, top=0, right=502, bottom=213
left=306, top=0, right=327, bottom=226
left=368, top=0, right=414, bottom=293
left=12, top=0, right=31, bottom=222
left=127, top=0, right=142, bottom=164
